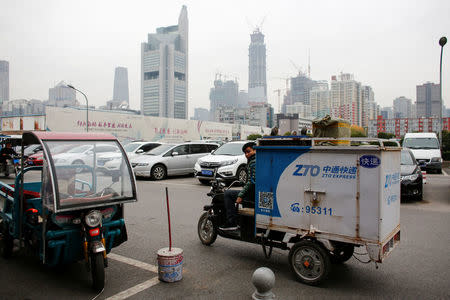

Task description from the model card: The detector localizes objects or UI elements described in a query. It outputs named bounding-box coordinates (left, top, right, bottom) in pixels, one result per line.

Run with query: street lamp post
left=67, top=84, right=89, bottom=132
left=438, top=37, right=447, bottom=146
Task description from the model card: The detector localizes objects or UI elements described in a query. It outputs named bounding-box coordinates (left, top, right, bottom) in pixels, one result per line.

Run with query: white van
left=403, top=132, right=442, bottom=173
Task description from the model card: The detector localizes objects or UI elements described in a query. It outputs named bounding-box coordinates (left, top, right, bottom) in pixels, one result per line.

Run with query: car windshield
left=67, top=145, right=92, bottom=153
left=145, top=144, right=175, bottom=155
left=123, top=143, right=141, bottom=153
left=401, top=150, right=415, bottom=165
left=403, top=138, right=439, bottom=149
left=213, top=143, right=244, bottom=156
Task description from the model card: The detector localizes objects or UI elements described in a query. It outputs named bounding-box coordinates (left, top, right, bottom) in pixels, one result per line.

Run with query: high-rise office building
left=248, top=29, right=267, bottom=103
left=290, top=73, right=314, bottom=105
left=416, top=82, right=440, bottom=118
left=361, top=85, right=375, bottom=127
left=393, top=96, right=412, bottom=118
left=310, top=81, right=330, bottom=118
left=0, top=60, right=9, bottom=105
left=113, top=67, right=129, bottom=103
left=209, top=78, right=239, bottom=121
left=141, top=5, right=188, bottom=119
left=47, top=81, right=78, bottom=107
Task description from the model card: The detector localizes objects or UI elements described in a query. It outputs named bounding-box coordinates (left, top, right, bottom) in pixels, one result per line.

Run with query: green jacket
left=238, top=154, right=255, bottom=199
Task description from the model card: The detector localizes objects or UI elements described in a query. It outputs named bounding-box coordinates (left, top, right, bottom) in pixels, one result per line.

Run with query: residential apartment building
left=192, top=107, right=209, bottom=121
left=286, top=102, right=312, bottom=119
left=368, top=116, right=450, bottom=138
left=330, top=73, right=362, bottom=126
left=2, top=99, right=45, bottom=116
left=141, top=5, right=188, bottom=119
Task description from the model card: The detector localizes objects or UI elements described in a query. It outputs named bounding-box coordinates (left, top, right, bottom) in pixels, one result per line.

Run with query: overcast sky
left=1, top=0, right=449, bottom=116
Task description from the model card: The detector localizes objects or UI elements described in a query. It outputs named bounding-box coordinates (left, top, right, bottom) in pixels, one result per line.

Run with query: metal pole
left=438, top=37, right=447, bottom=146
left=67, top=85, right=89, bottom=132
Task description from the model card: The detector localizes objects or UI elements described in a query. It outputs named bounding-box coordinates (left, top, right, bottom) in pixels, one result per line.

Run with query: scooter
left=197, top=170, right=284, bottom=258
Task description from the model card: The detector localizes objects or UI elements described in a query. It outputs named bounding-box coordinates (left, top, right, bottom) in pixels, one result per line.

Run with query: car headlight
left=401, top=174, right=419, bottom=181
left=85, top=210, right=102, bottom=227
left=431, top=157, right=442, bottom=162
left=220, top=159, right=238, bottom=166
left=137, top=163, right=149, bottom=166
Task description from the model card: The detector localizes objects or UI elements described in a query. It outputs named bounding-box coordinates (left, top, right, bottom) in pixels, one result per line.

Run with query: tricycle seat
left=238, top=207, right=254, bottom=217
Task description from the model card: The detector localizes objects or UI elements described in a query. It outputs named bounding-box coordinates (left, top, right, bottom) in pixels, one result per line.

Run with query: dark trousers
left=224, top=190, right=240, bottom=226
left=223, top=189, right=255, bottom=226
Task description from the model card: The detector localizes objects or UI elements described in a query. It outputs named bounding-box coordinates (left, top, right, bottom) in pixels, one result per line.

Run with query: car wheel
left=288, top=240, right=331, bottom=285
left=415, top=186, right=423, bottom=201
left=236, top=165, right=247, bottom=183
left=151, top=164, right=166, bottom=180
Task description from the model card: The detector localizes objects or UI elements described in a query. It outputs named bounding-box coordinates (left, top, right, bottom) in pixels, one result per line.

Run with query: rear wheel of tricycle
left=91, top=253, right=105, bottom=291
left=0, top=219, right=13, bottom=259
left=288, top=240, right=331, bottom=285
left=198, top=212, right=217, bottom=246
left=330, top=243, right=354, bottom=264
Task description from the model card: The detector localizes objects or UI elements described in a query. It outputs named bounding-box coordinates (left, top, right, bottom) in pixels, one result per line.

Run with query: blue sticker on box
left=360, top=155, right=380, bottom=168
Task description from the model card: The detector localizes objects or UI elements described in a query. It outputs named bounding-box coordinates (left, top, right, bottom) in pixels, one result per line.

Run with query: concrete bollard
left=251, top=267, right=275, bottom=300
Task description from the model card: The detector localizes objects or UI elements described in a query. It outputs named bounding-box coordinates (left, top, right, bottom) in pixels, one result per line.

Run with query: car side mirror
left=136, top=149, right=144, bottom=154
left=172, top=152, right=179, bottom=156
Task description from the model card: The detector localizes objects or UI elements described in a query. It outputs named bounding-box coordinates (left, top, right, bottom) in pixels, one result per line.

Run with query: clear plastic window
left=43, top=140, right=135, bottom=209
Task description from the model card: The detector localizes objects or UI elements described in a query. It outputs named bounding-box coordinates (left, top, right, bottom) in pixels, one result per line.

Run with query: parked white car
left=98, top=141, right=162, bottom=173
left=194, top=141, right=248, bottom=184
left=131, top=142, right=219, bottom=180
left=53, top=143, right=119, bottom=168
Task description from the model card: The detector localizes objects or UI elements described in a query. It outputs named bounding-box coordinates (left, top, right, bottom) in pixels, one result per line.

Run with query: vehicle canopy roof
left=22, top=131, right=117, bottom=146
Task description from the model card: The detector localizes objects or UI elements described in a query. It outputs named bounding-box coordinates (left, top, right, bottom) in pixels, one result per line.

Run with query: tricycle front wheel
left=197, top=212, right=217, bottom=246
left=91, top=253, right=105, bottom=291
left=288, top=240, right=331, bottom=285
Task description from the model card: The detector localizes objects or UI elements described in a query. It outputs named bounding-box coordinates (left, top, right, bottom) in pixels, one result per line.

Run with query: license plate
left=201, top=170, right=213, bottom=176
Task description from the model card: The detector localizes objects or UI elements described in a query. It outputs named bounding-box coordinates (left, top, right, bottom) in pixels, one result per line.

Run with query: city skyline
left=0, top=0, right=449, bottom=118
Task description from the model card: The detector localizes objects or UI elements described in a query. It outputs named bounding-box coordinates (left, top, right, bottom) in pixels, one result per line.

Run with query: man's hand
left=236, top=197, right=242, bottom=204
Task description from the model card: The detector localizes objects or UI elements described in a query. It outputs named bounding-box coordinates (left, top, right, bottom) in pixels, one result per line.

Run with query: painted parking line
left=105, top=253, right=160, bottom=299
left=105, top=277, right=159, bottom=300
left=108, top=253, right=158, bottom=273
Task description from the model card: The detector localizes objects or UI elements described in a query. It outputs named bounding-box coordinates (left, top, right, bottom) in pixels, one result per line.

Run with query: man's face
left=244, top=146, right=255, bottom=159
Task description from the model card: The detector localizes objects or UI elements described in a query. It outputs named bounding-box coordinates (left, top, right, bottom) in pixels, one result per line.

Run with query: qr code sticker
left=259, top=192, right=273, bottom=210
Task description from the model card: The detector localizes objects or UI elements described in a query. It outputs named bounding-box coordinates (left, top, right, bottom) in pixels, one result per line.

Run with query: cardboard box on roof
left=312, top=115, right=351, bottom=138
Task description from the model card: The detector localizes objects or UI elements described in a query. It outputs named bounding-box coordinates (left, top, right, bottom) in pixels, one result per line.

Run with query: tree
left=442, top=130, right=450, bottom=161
left=247, top=134, right=262, bottom=140
left=283, top=131, right=291, bottom=136
left=377, top=132, right=395, bottom=139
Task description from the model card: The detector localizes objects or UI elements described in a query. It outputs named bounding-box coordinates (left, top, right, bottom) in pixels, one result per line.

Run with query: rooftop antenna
left=308, top=49, right=311, bottom=78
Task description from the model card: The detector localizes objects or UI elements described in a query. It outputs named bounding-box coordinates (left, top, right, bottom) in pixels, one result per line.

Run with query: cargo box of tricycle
left=255, top=137, right=401, bottom=263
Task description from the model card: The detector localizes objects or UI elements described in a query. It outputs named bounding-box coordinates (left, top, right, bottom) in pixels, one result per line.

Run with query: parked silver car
left=131, top=142, right=219, bottom=180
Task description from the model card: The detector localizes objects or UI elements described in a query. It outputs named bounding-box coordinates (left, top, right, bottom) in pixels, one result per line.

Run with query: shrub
left=247, top=134, right=262, bottom=140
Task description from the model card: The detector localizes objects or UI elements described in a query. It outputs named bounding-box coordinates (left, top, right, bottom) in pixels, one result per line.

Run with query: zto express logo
left=360, top=155, right=381, bottom=168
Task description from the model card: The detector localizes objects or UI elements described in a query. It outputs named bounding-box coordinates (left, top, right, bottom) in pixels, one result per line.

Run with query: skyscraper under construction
left=248, top=29, right=267, bottom=103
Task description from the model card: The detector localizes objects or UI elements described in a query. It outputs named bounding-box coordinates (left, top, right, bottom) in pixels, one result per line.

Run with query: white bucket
left=157, top=247, right=183, bottom=282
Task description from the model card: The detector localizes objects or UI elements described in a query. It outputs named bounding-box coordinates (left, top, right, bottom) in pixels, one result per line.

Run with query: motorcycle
left=197, top=170, right=282, bottom=259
